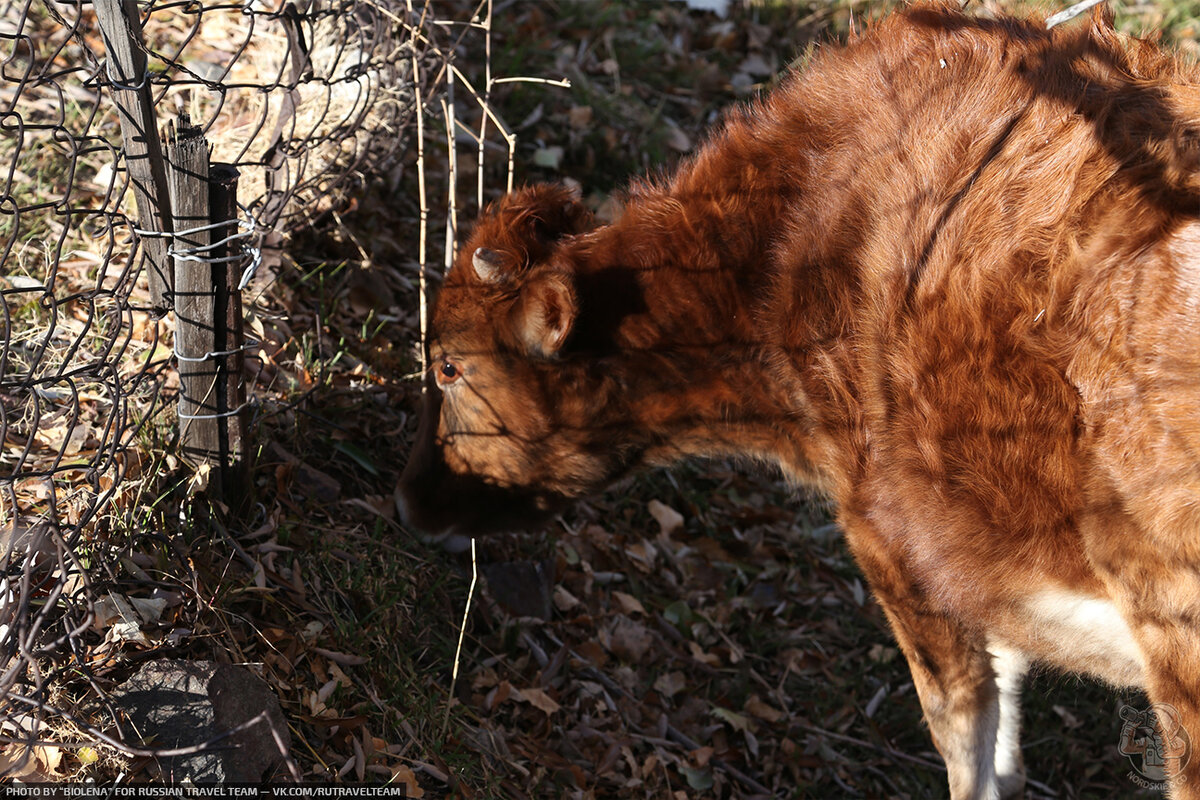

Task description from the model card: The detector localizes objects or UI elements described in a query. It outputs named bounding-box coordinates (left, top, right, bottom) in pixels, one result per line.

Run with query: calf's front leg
left=846, top=518, right=1025, bottom=800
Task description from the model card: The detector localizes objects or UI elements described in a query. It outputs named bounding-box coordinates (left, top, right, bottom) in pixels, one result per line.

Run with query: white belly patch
left=1018, top=589, right=1145, bottom=687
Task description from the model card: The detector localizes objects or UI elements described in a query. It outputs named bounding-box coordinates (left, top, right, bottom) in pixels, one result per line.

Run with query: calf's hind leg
left=1089, top=509, right=1200, bottom=799
left=1108, top=574, right=1200, bottom=799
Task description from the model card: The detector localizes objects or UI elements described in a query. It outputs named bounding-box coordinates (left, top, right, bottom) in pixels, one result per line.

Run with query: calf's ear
left=472, top=247, right=504, bottom=283
left=511, top=270, right=577, bottom=358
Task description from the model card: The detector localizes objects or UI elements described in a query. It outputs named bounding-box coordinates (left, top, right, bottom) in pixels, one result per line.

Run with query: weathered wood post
left=92, top=0, right=173, bottom=312
left=168, top=117, right=216, bottom=471
left=168, top=115, right=249, bottom=505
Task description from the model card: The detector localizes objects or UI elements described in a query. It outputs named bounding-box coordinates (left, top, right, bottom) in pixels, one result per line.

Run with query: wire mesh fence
left=0, top=0, right=472, bottom=776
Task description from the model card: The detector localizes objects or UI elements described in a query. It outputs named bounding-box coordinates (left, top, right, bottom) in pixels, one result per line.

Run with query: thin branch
left=441, top=89, right=458, bottom=272
left=477, top=0, right=493, bottom=212
left=405, top=0, right=430, bottom=377
left=491, top=76, right=572, bottom=88
left=443, top=537, right=478, bottom=737
left=1045, top=0, right=1104, bottom=29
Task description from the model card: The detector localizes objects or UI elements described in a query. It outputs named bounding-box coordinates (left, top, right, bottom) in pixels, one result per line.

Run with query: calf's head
left=398, top=185, right=630, bottom=536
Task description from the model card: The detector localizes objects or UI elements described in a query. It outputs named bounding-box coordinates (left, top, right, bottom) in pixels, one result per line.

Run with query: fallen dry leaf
left=94, top=593, right=151, bottom=645
left=392, top=764, right=424, bottom=797
left=606, top=616, right=655, bottom=663
left=712, top=706, right=753, bottom=733
left=612, top=590, right=646, bottom=616
left=744, top=694, right=784, bottom=724
left=653, top=671, right=687, bottom=699
left=0, top=746, right=41, bottom=781
left=648, top=500, right=684, bottom=536
left=519, top=687, right=561, bottom=715
left=553, top=585, right=581, bottom=612
left=625, top=539, right=657, bottom=572
left=35, top=745, right=62, bottom=777
left=185, top=462, right=211, bottom=497
left=687, top=640, right=721, bottom=667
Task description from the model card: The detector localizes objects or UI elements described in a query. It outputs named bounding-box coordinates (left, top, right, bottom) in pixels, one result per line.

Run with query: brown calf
left=398, top=4, right=1200, bottom=798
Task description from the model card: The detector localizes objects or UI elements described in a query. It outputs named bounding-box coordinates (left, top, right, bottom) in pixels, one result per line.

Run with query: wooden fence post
left=168, top=116, right=215, bottom=471
left=93, top=0, right=173, bottom=312
left=169, top=115, right=248, bottom=505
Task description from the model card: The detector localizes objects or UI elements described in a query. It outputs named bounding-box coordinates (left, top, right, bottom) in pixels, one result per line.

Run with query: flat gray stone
left=115, top=659, right=290, bottom=783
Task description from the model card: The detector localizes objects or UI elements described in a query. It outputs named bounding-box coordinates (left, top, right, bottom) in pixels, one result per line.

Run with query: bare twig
left=406, top=0, right=430, bottom=377
left=490, top=76, right=572, bottom=88
left=1045, top=0, right=1104, bottom=29
left=441, top=93, right=459, bottom=272
left=476, top=0, right=492, bottom=212
left=443, top=537, right=478, bottom=737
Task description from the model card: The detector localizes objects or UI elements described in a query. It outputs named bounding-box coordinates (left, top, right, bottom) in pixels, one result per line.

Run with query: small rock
left=481, top=558, right=555, bottom=620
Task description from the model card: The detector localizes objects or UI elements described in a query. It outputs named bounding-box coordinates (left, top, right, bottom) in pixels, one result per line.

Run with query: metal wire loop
left=173, top=337, right=263, bottom=363
left=176, top=399, right=253, bottom=421
left=101, top=59, right=152, bottom=93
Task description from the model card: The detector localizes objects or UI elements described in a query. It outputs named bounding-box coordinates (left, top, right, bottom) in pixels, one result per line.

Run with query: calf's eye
left=437, top=360, right=461, bottom=385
